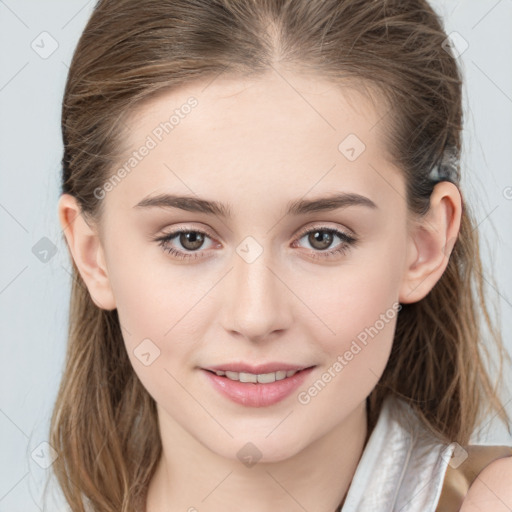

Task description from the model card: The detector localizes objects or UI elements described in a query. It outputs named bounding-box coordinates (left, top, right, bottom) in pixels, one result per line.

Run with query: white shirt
left=341, top=395, right=457, bottom=511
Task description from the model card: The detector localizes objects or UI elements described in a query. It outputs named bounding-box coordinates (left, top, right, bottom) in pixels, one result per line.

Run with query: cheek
left=296, top=275, right=399, bottom=410
left=106, top=249, right=209, bottom=390
left=294, top=248, right=402, bottom=396
left=105, top=232, right=186, bottom=335
left=305, top=257, right=401, bottom=345
left=103, top=246, right=180, bottom=372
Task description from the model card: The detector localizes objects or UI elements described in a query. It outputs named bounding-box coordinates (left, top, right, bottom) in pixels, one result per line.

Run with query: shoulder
left=460, top=455, right=512, bottom=511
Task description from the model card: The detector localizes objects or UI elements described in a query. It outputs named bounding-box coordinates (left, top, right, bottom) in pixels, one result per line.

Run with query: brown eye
left=307, top=230, right=335, bottom=251
left=178, top=231, right=205, bottom=251
left=294, top=225, right=358, bottom=260
left=154, top=228, right=215, bottom=261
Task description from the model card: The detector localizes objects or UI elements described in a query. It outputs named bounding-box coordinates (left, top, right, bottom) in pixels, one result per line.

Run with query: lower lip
left=202, top=367, right=315, bottom=407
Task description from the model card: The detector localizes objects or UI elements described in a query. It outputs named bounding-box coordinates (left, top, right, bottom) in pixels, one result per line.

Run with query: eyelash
left=154, top=225, right=358, bottom=261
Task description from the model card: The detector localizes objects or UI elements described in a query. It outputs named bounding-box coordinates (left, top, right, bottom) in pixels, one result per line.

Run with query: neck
left=145, top=400, right=369, bottom=512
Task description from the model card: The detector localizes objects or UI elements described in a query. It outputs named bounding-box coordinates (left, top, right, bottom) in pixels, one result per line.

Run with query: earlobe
left=399, top=182, right=462, bottom=304
left=57, top=193, right=116, bottom=311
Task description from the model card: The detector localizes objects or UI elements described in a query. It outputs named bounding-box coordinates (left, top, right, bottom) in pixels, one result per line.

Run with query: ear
left=399, top=181, right=462, bottom=304
left=57, top=193, right=116, bottom=310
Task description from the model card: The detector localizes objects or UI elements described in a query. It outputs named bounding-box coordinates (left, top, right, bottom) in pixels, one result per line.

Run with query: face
left=88, top=70, right=412, bottom=462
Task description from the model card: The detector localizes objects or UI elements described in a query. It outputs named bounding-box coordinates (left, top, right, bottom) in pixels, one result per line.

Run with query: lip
left=202, top=366, right=315, bottom=408
left=203, top=362, right=311, bottom=374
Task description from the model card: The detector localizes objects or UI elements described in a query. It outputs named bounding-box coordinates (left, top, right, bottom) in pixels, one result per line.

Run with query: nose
left=220, top=242, right=293, bottom=343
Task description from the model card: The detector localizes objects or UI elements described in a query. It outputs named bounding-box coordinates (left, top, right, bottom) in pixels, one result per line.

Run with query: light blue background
left=1, top=1, right=511, bottom=510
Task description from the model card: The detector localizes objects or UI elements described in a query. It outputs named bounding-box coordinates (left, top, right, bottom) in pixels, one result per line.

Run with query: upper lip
left=203, top=362, right=314, bottom=374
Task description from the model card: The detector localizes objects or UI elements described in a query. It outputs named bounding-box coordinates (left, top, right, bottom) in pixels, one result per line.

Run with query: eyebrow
left=133, top=191, right=378, bottom=218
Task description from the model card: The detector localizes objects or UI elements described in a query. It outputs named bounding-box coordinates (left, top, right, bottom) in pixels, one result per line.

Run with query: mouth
left=201, top=366, right=316, bottom=407
left=203, top=366, right=314, bottom=384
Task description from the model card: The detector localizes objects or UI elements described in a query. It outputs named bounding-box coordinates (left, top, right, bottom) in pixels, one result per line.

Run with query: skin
left=460, top=457, right=512, bottom=511
left=58, top=68, right=469, bottom=511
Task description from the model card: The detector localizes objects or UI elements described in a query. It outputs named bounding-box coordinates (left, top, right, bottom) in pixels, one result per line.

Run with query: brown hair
left=49, top=0, right=510, bottom=510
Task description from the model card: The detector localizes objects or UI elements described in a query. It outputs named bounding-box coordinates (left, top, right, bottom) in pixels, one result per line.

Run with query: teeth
left=215, top=369, right=300, bottom=383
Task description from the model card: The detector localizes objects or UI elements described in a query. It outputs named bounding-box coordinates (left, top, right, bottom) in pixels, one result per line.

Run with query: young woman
left=50, top=0, right=512, bottom=510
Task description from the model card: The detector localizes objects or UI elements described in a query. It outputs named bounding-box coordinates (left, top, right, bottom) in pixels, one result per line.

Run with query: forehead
left=104, top=70, right=403, bottom=216
left=124, top=70, right=389, bottom=150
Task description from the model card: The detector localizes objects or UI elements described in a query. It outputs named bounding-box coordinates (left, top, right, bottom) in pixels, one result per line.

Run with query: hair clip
left=428, top=146, right=460, bottom=184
